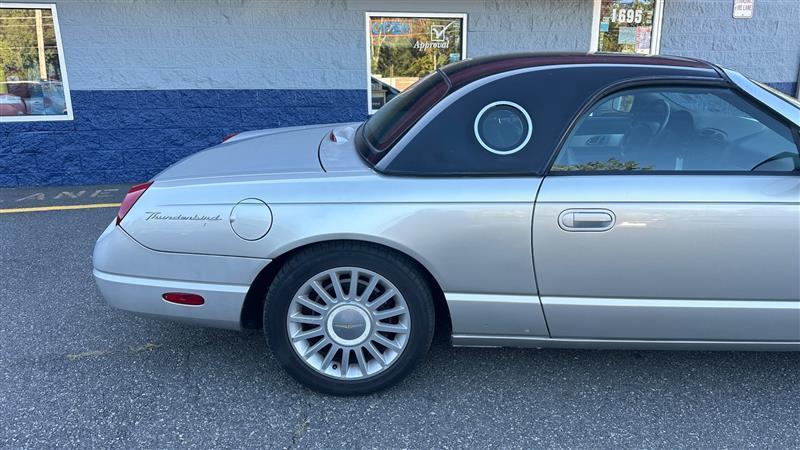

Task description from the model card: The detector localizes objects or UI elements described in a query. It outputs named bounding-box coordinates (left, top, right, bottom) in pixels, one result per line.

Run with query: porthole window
left=473, top=101, right=532, bottom=155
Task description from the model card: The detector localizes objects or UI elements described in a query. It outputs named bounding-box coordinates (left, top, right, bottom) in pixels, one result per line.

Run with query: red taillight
left=162, top=292, right=205, bottom=306
left=222, top=132, right=239, bottom=143
left=116, top=181, right=153, bottom=225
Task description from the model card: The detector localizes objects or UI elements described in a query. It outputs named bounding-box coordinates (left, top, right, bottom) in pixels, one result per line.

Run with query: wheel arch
left=240, top=238, right=451, bottom=333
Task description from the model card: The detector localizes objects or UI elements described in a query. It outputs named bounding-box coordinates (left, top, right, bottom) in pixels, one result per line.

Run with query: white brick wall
left=21, top=0, right=800, bottom=90
left=660, top=0, right=800, bottom=84
left=27, top=0, right=590, bottom=90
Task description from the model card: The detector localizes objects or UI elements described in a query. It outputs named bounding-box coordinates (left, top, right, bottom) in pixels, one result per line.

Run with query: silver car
left=93, top=53, right=800, bottom=395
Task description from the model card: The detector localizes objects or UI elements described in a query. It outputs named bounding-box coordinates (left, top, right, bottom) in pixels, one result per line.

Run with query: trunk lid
left=154, top=123, right=334, bottom=182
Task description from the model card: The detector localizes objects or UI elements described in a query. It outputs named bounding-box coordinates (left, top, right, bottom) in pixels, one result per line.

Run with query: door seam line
left=531, top=177, right=552, bottom=338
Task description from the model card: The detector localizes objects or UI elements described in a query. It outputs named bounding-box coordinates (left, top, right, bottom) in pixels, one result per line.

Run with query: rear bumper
left=92, top=222, right=271, bottom=330
left=93, top=269, right=250, bottom=330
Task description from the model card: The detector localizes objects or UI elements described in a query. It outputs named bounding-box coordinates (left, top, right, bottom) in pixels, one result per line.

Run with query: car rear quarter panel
left=122, top=174, right=543, bottom=295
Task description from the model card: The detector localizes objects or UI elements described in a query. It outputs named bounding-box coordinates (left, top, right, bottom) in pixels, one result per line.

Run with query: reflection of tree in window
left=0, top=7, right=67, bottom=116
left=0, top=9, right=61, bottom=86
left=553, top=158, right=653, bottom=172
left=370, top=17, right=462, bottom=90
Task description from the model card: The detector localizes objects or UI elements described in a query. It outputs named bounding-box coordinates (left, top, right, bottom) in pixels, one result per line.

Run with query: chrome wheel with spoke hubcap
left=264, top=242, right=435, bottom=395
left=287, top=267, right=411, bottom=380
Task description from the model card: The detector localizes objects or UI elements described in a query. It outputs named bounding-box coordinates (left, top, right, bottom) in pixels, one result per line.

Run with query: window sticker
left=593, top=0, right=662, bottom=55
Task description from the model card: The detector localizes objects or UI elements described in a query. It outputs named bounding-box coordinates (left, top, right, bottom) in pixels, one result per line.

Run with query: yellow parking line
left=0, top=203, right=121, bottom=214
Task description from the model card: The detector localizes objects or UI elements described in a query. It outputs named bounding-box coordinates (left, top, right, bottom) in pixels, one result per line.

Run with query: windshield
left=359, top=71, right=450, bottom=163
left=751, top=79, right=800, bottom=109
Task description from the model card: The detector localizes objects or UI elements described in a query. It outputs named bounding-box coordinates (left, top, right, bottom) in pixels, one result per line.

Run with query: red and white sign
left=733, top=0, right=754, bottom=19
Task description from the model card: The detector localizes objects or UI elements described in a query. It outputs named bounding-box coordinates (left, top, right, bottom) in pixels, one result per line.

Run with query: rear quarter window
left=362, top=72, right=449, bottom=158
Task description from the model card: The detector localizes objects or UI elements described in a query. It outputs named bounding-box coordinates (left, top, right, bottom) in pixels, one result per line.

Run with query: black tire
left=264, top=242, right=435, bottom=395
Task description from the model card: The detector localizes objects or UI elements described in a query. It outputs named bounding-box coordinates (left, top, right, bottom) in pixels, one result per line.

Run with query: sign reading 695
left=610, top=8, right=643, bottom=24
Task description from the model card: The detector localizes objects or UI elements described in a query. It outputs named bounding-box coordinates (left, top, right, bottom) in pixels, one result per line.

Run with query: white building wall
left=29, top=0, right=594, bottom=90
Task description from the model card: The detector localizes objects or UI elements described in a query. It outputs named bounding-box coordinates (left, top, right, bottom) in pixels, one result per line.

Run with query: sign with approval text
left=366, top=13, right=467, bottom=113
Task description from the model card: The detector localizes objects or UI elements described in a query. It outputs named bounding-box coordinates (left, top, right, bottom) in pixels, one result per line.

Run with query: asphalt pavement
left=0, top=184, right=129, bottom=210
left=1, top=196, right=799, bottom=448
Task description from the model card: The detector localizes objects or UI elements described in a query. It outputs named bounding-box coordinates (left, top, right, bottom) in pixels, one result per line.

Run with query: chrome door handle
left=558, top=209, right=615, bottom=232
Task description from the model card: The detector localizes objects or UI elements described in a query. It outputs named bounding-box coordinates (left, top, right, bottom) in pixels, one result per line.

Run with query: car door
left=532, top=84, right=800, bottom=342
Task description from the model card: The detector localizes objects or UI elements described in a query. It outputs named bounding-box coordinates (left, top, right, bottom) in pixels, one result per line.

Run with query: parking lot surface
left=1, top=200, right=799, bottom=448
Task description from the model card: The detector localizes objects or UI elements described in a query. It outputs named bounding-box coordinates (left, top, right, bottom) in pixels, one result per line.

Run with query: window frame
left=545, top=78, right=800, bottom=177
left=0, top=2, right=73, bottom=122
left=364, top=11, right=468, bottom=115
left=590, top=0, right=665, bottom=55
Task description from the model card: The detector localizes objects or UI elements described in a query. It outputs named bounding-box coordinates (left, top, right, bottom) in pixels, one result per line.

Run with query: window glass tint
left=552, top=86, right=800, bottom=173
left=361, top=71, right=448, bottom=155
left=0, top=6, right=71, bottom=120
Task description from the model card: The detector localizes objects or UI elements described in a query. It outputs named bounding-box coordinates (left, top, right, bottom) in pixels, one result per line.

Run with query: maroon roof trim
left=442, top=53, right=717, bottom=90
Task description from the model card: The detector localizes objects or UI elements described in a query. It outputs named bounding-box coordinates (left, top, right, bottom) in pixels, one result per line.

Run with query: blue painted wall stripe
left=0, top=83, right=796, bottom=187
left=0, top=89, right=368, bottom=187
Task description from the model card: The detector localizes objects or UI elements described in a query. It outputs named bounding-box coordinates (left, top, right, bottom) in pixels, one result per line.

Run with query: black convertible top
left=359, top=53, right=725, bottom=175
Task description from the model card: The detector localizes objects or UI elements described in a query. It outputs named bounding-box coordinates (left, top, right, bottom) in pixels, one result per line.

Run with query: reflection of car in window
left=0, top=81, right=67, bottom=116
left=0, top=93, right=28, bottom=116
left=369, top=76, right=401, bottom=111
left=94, top=53, right=800, bottom=396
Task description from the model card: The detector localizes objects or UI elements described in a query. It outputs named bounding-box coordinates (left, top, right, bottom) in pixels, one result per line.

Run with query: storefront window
left=0, top=4, right=72, bottom=121
left=366, top=13, right=467, bottom=113
left=591, top=0, right=663, bottom=55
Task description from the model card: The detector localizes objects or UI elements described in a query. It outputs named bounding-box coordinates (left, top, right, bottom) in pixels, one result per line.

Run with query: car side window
left=382, top=66, right=647, bottom=176
left=551, top=86, right=800, bottom=173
